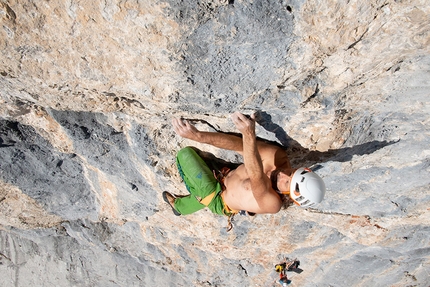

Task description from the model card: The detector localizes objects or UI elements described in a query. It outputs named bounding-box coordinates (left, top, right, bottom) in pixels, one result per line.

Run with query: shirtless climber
left=163, top=111, right=326, bottom=219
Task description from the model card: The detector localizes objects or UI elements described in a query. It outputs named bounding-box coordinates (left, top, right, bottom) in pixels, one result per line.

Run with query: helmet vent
left=300, top=177, right=305, bottom=183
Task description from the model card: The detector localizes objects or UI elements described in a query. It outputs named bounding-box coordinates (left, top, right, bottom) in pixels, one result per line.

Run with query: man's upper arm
left=250, top=177, right=283, bottom=213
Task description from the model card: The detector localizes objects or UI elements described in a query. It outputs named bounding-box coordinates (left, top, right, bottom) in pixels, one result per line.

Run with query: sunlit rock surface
left=0, top=0, right=429, bottom=286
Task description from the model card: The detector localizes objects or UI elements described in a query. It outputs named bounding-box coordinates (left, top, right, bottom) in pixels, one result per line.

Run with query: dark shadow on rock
left=298, top=140, right=399, bottom=167
left=254, top=111, right=297, bottom=148
left=253, top=110, right=399, bottom=168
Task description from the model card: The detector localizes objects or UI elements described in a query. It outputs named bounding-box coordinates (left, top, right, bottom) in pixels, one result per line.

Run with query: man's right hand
left=231, top=111, right=256, bottom=138
left=172, top=118, right=201, bottom=142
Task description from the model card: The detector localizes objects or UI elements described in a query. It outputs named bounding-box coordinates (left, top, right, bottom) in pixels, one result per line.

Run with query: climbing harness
left=213, top=167, right=240, bottom=232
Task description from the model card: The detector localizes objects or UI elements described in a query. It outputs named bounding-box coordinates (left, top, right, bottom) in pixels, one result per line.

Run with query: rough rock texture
left=0, top=0, right=429, bottom=286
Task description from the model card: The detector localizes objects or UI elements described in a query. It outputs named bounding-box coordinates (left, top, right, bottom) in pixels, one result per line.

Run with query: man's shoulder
left=260, top=191, right=283, bottom=213
left=260, top=145, right=290, bottom=168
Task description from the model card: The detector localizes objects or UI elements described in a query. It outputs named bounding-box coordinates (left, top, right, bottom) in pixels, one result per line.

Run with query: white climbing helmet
left=289, top=167, right=326, bottom=207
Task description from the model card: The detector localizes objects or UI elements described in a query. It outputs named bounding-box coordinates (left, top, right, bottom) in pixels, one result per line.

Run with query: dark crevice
left=346, top=28, right=369, bottom=50
left=301, top=84, right=319, bottom=107
left=238, top=264, right=248, bottom=276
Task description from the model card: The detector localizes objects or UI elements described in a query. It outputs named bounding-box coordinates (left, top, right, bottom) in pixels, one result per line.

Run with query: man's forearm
left=242, top=133, right=264, bottom=179
left=241, top=132, right=269, bottom=199
left=198, top=131, right=244, bottom=152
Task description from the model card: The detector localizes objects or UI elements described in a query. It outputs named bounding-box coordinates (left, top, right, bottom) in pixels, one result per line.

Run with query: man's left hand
left=172, top=118, right=202, bottom=141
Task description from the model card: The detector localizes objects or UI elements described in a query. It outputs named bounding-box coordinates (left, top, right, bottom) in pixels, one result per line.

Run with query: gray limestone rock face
left=0, top=0, right=429, bottom=286
left=0, top=119, right=97, bottom=220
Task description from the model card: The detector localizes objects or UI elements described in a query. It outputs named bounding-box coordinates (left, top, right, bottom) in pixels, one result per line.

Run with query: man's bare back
left=222, top=162, right=288, bottom=213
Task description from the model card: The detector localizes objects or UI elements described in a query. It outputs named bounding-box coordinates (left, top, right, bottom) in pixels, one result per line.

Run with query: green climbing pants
left=174, top=147, right=228, bottom=216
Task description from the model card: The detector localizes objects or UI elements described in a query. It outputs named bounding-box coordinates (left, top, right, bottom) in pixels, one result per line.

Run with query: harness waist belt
left=200, top=191, right=216, bottom=206
left=220, top=191, right=239, bottom=215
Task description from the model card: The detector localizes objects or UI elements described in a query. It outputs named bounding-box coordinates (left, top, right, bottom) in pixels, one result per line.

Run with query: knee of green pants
left=176, top=146, right=218, bottom=197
